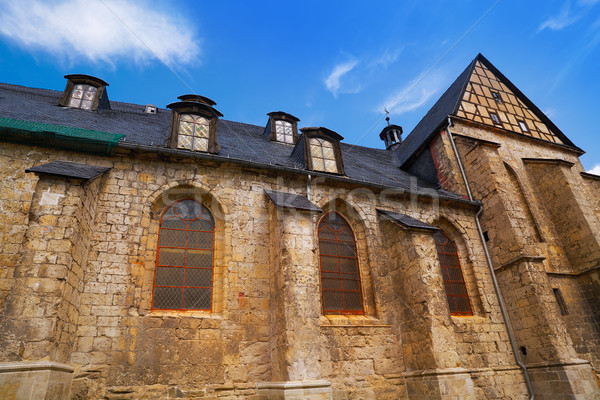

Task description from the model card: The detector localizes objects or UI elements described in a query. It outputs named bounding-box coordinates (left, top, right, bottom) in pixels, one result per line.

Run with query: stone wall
left=0, top=138, right=589, bottom=399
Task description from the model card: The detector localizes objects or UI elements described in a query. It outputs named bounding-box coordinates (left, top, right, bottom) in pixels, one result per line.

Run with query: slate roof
left=25, top=161, right=111, bottom=180
left=396, top=54, right=582, bottom=167
left=377, top=209, right=440, bottom=232
left=264, top=190, right=322, bottom=212
left=0, top=80, right=471, bottom=203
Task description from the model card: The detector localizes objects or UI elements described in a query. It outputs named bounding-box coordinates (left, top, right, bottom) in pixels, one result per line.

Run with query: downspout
left=446, top=117, right=535, bottom=400
left=307, top=174, right=312, bottom=201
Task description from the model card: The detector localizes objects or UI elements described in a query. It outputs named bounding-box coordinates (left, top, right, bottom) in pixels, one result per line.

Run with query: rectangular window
left=553, top=288, right=568, bottom=316
left=489, top=111, right=502, bottom=126
left=491, top=91, right=503, bottom=103
left=518, top=120, right=529, bottom=132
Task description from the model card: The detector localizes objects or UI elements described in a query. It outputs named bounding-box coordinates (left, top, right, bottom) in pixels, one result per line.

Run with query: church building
left=0, top=54, right=599, bottom=399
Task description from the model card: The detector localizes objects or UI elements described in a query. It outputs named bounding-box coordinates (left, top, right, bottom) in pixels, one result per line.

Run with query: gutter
left=446, top=117, right=535, bottom=400
left=117, top=141, right=480, bottom=209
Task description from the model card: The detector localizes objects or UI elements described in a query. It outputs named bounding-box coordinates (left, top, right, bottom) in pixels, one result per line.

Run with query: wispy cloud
left=0, top=0, right=201, bottom=67
left=539, top=0, right=599, bottom=31
left=378, top=69, right=449, bottom=115
left=324, top=57, right=359, bottom=97
left=587, top=164, right=600, bottom=175
left=369, top=48, right=402, bottom=68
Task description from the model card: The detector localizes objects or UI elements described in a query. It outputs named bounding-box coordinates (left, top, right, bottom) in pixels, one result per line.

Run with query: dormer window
left=291, top=127, right=345, bottom=175
left=69, top=84, right=97, bottom=110
left=264, top=111, right=300, bottom=144
left=309, top=138, right=338, bottom=173
left=59, top=74, right=110, bottom=111
left=167, top=94, right=223, bottom=154
left=276, top=120, right=294, bottom=144
left=178, top=114, right=209, bottom=151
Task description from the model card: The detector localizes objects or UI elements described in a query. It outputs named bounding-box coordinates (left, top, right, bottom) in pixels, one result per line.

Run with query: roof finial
left=384, top=108, right=390, bottom=126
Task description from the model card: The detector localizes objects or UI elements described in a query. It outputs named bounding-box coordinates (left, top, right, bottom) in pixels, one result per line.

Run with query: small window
left=310, top=138, right=338, bottom=173
left=69, top=84, right=97, bottom=110
left=491, top=91, right=503, bottom=103
left=433, top=230, right=473, bottom=316
left=553, top=288, right=568, bottom=316
left=275, top=120, right=294, bottom=144
left=178, top=114, right=209, bottom=152
left=318, top=212, right=363, bottom=314
left=153, top=199, right=215, bottom=310
left=489, top=111, right=502, bottom=126
left=518, top=120, right=529, bottom=133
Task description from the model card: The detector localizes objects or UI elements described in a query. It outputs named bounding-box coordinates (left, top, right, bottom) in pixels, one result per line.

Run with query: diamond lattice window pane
left=276, top=133, right=285, bottom=142
left=72, top=85, right=84, bottom=99
left=323, top=291, right=343, bottom=310
left=183, top=287, right=211, bottom=309
left=322, top=147, right=335, bottom=160
left=342, top=279, right=360, bottom=290
left=195, top=124, right=209, bottom=138
left=312, top=158, right=325, bottom=171
left=178, top=135, right=192, bottom=149
left=158, top=248, right=185, bottom=266
left=80, top=100, right=93, bottom=110
left=324, top=160, right=337, bottom=173
left=319, top=228, right=335, bottom=240
left=193, top=138, right=208, bottom=152
left=338, top=242, right=356, bottom=257
left=159, top=228, right=187, bottom=247
left=322, top=278, right=341, bottom=289
left=319, top=240, right=338, bottom=256
left=321, top=140, right=333, bottom=149
left=84, top=87, right=96, bottom=100
left=339, top=258, right=359, bottom=274
left=153, top=287, right=183, bottom=309
left=187, top=231, right=213, bottom=249
left=68, top=98, right=81, bottom=108
left=180, top=121, right=193, bottom=135
left=336, top=229, right=353, bottom=242
left=185, top=268, right=212, bottom=287
left=180, top=114, right=194, bottom=122
left=343, top=292, right=363, bottom=310
left=186, top=250, right=212, bottom=268
left=161, top=218, right=186, bottom=229
left=321, top=256, right=339, bottom=272
left=155, top=266, right=184, bottom=286
left=188, top=219, right=213, bottom=231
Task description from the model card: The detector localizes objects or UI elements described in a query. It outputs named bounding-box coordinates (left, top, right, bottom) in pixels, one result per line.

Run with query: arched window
left=309, top=138, right=338, bottom=173
left=153, top=199, right=214, bottom=310
left=433, top=230, right=472, bottom=315
left=318, top=212, right=363, bottom=314
left=178, top=114, right=210, bottom=152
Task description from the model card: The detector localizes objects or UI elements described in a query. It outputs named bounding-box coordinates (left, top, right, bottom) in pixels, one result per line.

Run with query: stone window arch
left=317, top=211, right=364, bottom=314
left=433, top=230, right=473, bottom=316
left=152, top=199, right=215, bottom=310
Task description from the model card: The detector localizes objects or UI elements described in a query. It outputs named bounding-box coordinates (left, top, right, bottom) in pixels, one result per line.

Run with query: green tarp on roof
left=0, top=117, right=125, bottom=155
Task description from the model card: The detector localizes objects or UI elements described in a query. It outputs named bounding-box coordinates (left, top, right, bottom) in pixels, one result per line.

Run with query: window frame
left=298, top=128, right=345, bottom=175
left=317, top=211, right=365, bottom=315
left=517, top=119, right=529, bottom=133
left=58, top=74, right=108, bottom=111
left=152, top=198, right=215, bottom=311
left=266, top=112, right=300, bottom=144
left=166, top=101, right=222, bottom=154
left=433, top=230, right=473, bottom=316
left=489, top=111, right=502, bottom=126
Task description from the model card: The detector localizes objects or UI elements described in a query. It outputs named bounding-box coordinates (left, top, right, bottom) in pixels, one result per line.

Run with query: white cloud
left=539, top=0, right=600, bottom=31
left=378, top=69, right=448, bottom=115
left=324, top=58, right=359, bottom=97
left=370, top=49, right=401, bottom=68
left=0, top=0, right=200, bottom=66
left=587, top=164, right=600, bottom=175
left=543, top=108, right=557, bottom=118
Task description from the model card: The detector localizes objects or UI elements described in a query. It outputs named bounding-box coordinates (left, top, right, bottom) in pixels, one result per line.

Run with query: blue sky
left=1, top=0, right=599, bottom=171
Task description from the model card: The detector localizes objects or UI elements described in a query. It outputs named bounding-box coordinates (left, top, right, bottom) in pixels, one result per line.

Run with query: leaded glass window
left=309, top=138, right=338, bottom=173
left=153, top=199, right=215, bottom=310
left=318, top=212, right=363, bottom=314
left=433, top=230, right=472, bottom=316
left=69, top=84, right=97, bottom=110
left=275, top=120, right=294, bottom=144
left=178, top=114, right=209, bottom=152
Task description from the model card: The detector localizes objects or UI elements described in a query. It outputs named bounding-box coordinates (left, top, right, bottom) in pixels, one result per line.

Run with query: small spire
left=384, top=108, right=390, bottom=126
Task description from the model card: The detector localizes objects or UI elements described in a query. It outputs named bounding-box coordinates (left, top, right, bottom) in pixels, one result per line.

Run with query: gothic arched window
left=433, top=230, right=472, bottom=315
left=153, top=199, right=214, bottom=310
left=318, top=212, right=363, bottom=314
